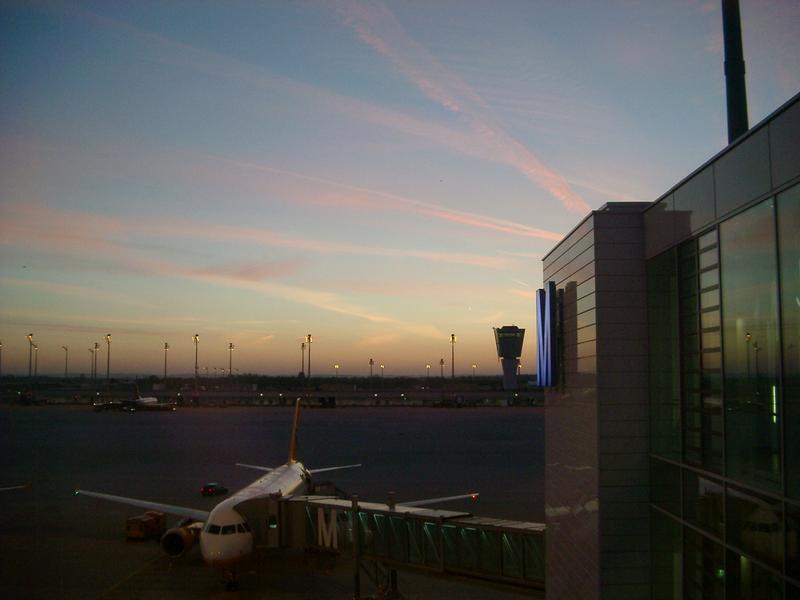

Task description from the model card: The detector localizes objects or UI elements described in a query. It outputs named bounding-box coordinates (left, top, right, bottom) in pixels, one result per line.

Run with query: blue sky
left=1, top=0, right=798, bottom=376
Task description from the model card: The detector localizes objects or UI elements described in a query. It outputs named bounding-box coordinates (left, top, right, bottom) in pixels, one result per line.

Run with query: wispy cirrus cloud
left=44, top=2, right=589, bottom=216
left=0, top=201, right=513, bottom=270
left=333, top=0, right=590, bottom=215
left=0, top=202, right=447, bottom=336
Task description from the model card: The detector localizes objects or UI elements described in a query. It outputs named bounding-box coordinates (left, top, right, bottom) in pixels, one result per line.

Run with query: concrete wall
left=543, top=203, right=650, bottom=600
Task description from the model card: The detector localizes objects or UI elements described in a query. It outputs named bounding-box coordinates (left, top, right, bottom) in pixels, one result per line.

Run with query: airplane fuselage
left=199, top=461, right=308, bottom=569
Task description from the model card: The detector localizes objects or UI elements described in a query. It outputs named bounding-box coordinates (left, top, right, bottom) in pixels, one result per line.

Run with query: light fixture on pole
left=369, top=358, right=374, bottom=377
left=93, top=342, right=99, bottom=380
left=27, top=333, right=34, bottom=377
left=33, top=344, right=39, bottom=377
left=380, top=363, right=385, bottom=378
left=228, top=343, right=234, bottom=378
left=334, top=363, right=340, bottom=377
left=306, top=334, right=312, bottom=379
left=164, top=342, right=169, bottom=379
left=105, top=334, right=112, bottom=381
left=439, top=358, right=444, bottom=378
left=450, top=334, right=456, bottom=379
left=472, top=363, right=477, bottom=378
left=426, top=363, right=431, bottom=380
left=62, top=345, right=69, bottom=378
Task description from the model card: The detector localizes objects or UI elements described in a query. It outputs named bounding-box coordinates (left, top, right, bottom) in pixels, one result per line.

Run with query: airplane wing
left=0, top=484, right=30, bottom=492
left=398, top=492, right=479, bottom=507
left=235, top=463, right=275, bottom=472
left=308, top=463, right=362, bottom=475
left=75, top=489, right=210, bottom=521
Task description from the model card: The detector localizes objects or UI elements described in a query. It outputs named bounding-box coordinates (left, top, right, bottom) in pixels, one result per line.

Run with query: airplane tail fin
left=287, top=399, right=301, bottom=464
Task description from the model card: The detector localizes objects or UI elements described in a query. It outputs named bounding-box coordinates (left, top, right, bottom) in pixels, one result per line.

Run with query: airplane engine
left=161, top=525, right=199, bottom=558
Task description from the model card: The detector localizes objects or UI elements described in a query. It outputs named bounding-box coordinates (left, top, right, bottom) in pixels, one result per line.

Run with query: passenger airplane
left=123, top=395, right=177, bottom=411
left=76, top=400, right=477, bottom=589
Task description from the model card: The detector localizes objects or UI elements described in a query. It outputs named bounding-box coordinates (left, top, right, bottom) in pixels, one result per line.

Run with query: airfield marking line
left=95, top=552, right=164, bottom=599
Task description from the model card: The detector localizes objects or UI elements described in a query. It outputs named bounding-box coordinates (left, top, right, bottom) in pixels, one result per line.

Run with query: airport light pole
left=62, top=345, right=69, bottom=378
left=440, top=358, right=444, bottom=379
left=88, top=348, right=94, bottom=378
left=228, top=343, right=234, bottom=378
left=369, top=358, right=374, bottom=377
left=163, top=342, right=169, bottom=379
left=192, top=334, right=200, bottom=377
left=0, top=340, right=3, bottom=379
left=380, top=363, right=385, bottom=378
left=300, top=342, right=305, bottom=376
left=93, top=342, right=99, bottom=380
left=27, top=333, right=34, bottom=377
left=450, top=334, right=456, bottom=379
left=105, top=334, right=111, bottom=381
left=472, top=363, right=477, bottom=379
left=33, top=344, right=38, bottom=377
left=306, top=334, right=312, bottom=379
left=426, top=363, right=431, bottom=381
left=334, top=363, right=339, bottom=378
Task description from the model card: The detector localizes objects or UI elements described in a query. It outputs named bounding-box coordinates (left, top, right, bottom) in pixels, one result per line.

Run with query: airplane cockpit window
left=243, top=522, right=252, bottom=532
left=205, top=524, right=221, bottom=534
left=221, top=525, right=236, bottom=535
left=236, top=524, right=245, bottom=533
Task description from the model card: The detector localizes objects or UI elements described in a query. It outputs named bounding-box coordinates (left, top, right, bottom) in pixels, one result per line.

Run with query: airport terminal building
left=540, top=92, right=799, bottom=599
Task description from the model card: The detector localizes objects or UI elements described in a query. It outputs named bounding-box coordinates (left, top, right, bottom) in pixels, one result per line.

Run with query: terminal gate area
left=260, top=492, right=545, bottom=598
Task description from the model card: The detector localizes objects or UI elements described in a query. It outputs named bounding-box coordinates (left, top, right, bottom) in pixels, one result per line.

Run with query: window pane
left=651, top=458, right=680, bottom=515
left=648, top=250, right=680, bottom=459
left=726, top=486, right=783, bottom=569
left=725, top=551, right=782, bottom=600
left=788, top=502, right=800, bottom=581
left=720, top=199, right=781, bottom=491
left=778, top=184, right=800, bottom=499
left=682, top=470, right=723, bottom=538
left=684, top=528, right=724, bottom=600
left=651, top=508, right=682, bottom=600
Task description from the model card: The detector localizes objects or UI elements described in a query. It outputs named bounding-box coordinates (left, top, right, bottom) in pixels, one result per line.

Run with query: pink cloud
left=333, top=0, right=590, bottom=214
left=49, top=2, right=588, bottom=215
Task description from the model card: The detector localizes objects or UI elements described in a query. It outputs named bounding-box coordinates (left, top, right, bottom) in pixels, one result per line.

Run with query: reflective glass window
left=680, top=237, right=722, bottom=473
left=221, top=525, right=236, bottom=535
left=720, top=199, right=781, bottom=491
left=788, top=502, right=800, bottom=581
left=648, top=250, right=680, bottom=459
left=726, top=486, right=783, bottom=569
left=651, top=508, right=682, bottom=600
left=651, top=458, right=680, bottom=515
left=682, top=470, right=723, bottom=537
left=684, top=528, right=724, bottom=600
left=778, top=184, right=800, bottom=499
left=725, top=551, right=782, bottom=600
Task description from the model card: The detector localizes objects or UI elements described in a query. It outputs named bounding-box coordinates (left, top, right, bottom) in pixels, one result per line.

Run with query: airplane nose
left=200, top=531, right=254, bottom=570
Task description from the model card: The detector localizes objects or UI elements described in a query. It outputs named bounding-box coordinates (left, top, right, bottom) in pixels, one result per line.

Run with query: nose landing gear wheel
left=224, top=570, right=239, bottom=591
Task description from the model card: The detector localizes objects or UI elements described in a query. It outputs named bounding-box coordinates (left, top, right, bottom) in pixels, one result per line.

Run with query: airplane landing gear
left=224, top=570, right=239, bottom=591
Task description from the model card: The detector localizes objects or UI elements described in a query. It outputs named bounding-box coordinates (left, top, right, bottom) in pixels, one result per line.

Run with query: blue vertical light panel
left=536, top=281, right=558, bottom=387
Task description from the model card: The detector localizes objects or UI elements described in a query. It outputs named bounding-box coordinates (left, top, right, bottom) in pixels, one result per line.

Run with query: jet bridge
left=277, top=495, right=545, bottom=597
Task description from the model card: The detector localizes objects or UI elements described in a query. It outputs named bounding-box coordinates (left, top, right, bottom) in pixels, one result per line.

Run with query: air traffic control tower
left=493, top=326, right=524, bottom=390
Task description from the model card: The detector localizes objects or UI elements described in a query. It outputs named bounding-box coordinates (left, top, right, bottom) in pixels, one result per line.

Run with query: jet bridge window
left=221, top=525, right=236, bottom=535
left=205, top=524, right=221, bottom=535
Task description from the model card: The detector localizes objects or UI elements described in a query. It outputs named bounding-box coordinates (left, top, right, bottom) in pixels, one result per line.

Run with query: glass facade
left=648, top=183, right=800, bottom=598
left=720, top=199, right=781, bottom=491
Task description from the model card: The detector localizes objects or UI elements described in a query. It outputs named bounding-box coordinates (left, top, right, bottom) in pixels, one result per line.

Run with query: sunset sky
left=1, top=0, right=798, bottom=376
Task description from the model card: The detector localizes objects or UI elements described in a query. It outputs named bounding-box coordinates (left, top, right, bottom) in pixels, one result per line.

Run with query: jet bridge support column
left=352, top=495, right=361, bottom=600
